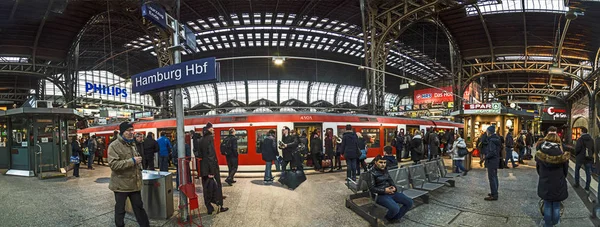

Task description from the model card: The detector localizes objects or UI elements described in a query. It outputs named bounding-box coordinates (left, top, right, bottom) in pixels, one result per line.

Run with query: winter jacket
left=261, top=135, right=278, bottom=161
left=575, top=133, right=594, bottom=164
left=394, top=135, right=403, bottom=150
left=198, top=132, right=219, bottom=177
left=310, top=136, right=323, bottom=155
left=192, top=133, right=202, bottom=157
left=96, top=140, right=106, bottom=157
left=451, top=138, right=467, bottom=161
left=157, top=136, right=172, bottom=157
left=428, top=132, right=440, bottom=156
left=298, top=136, right=309, bottom=155
left=135, top=140, right=144, bottom=158
left=505, top=133, right=514, bottom=148
left=281, top=133, right=298, bottom=161
left=383, top=155, right=398, bottom=168
left=536, top=141, right=569, bottom=202
left=224, top=135, right=239, bottom=157
left=142, top=136, right=159, bottom=157
left=410, top=134, right=424, bottom=162
left=357, top=137, right=367, bottom=151
left=324, top=136, right=334, bottom=158
left=88, top=139, right=97, bottom=154
left=340, top=131, right=360, bottom=159
left=482, top=133, right=501, bottom=168
left=108, top=135, right=142, bottom=192
left=368, top=167, right=397, bottom=197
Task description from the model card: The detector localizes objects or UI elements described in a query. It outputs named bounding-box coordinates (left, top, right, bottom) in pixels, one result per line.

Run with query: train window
left=361, top=128, right=380, bottom=148
left=255, top=129, right=276, bottom=153
left=384, top=129, right=396, bottom=147
left=220, top=130, right=248, bottom=154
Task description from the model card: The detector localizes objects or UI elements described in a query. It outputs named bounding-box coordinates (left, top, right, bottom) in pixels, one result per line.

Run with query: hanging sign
left=41, top=138, right=49, bottom=143
left=132, top=57, right=218, bottom=94
left=542, top=107, right=568, bottom=121
left=21, top=142, right=28, bottom=147
left=141, top=3, right=168, bottom=29
left=463, top=102, right=501, bottom=114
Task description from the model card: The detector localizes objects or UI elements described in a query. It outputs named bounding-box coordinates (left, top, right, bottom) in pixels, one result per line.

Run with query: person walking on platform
left=310, top=131, right=323, bottom=171
left=574, top=127, right=594, bottom=190
left=87, top=135, right=97, bottom=170
left=450, top=133, right=468, bottom=175
left=157, top=131, right=172, bottom=172
left=262, top=130, right=278, bottom=184
left=410, top=131, right=424, bottom=164
left=323, top=131, right=335, bottom=172
left=198, top=122, right=229, bottom=214
left=142, top=132, right=159, bottom=170
left=535, top=127, right=569, bottom=227
left=96, top=138, right=106, bottom=165
left=504, top=129, right=518, bottom=168
left=341, top=124, right=360, bottom=182
left=108, top=122, right=150, bottom=227
left=368, top=155, right=414, bottom=223
left=223, top=128, right=239, bottom=186
left=279, top=126, right=299, bottom=174
left=482, top=126, right=501, bottom=201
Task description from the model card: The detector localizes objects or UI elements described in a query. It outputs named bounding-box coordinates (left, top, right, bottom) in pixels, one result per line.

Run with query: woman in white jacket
left=450, top=133, right=468, bottom=176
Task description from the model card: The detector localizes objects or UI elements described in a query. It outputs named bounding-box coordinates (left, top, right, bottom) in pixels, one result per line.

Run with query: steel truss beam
left=0, top=89, right=32, bottom=102
left=566, top=67, right=600, bottom=101
left=364, top=0, right=455, bottom=115
left=486, top=87, right=568, bottom=99
left=0, top=62, right=66, bottom=78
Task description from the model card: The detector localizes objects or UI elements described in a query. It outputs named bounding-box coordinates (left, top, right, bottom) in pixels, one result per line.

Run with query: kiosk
left=3, top=107, right=82, bottom=178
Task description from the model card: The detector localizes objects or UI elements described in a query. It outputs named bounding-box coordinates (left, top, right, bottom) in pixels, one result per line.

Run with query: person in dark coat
left=324, top=131, right=335, bottom=171
left=224, top=128, right=239, bottom=186
left=96, top=138, right=106, bottom=165
left=536, top=129, right=569, bottom=227
left=368, top=155, right=413, bottom=223
left=341, top=124, right=360, bottom=181
left=297, top=131, right=309, bottom=169
left=262, top=130, right=278, bottom=183
left=357, top=132, right=368, bottom=175
left=71, top=136, right=82, bottom=177
left=310, top=131, right=323, bottom=171
left=427, top=130, right=440, bottom=161
left=574, top=127, right=594, bottom=190
left=393, top=131, right=403, bottom=163
left=410, top=131, right=424, bottom=164
left=403, top=132, right=412, bottom=159
left=142, top=132, right=159, bottom=170
left=280, top=126, right=299, bottom=174
left=383, top=146, right=398, bottom=168
left=334, top=135, right=343, bottom=171
left=198, top=122, right=228, bottom=215
left=482, top=125, right=501, bottom=201
left=134, top=133, right=144, bottom=165
left=504, top=129, right=518, bottom=168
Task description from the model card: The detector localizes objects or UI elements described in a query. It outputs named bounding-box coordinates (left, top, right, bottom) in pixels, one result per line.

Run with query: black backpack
left=220, top=136, right=232, bottom=156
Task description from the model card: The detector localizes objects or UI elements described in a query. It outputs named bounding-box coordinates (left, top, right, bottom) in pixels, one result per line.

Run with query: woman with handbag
left=450, top=133, right=468, bottom=176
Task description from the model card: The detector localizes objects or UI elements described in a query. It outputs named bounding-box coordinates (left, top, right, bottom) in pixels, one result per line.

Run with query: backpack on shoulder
left=220, top=137, right=232, bottom=156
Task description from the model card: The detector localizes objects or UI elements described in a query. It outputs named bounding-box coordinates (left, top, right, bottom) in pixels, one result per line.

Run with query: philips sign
left=85, top=82, right=128, bottom=98
left=132, top=57, right=218, bottom=94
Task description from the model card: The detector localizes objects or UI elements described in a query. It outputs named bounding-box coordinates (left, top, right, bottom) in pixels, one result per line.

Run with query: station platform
left=0, top=157, right=595, bottom=227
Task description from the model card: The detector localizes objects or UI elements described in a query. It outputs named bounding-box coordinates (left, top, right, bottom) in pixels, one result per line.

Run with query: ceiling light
left=273, top=57, right=285, bottom=65
left=408, top=80, right=416, bottom=86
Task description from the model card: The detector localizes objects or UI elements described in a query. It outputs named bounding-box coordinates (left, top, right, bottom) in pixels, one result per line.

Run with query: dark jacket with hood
left=410, top=134, right=424, bottom=162
left=281, top=133, right=299, bottom=161
left=575, top=133, right=594, bottom=164
left=262, top=135, right=278, bottom=161
left=340, top=131, right=360, bottom=159
left=198, top=130, right=219, bottom=177
left=368, top=166, right=397, bottom=197
left=428, top=132, right=440, bottom=156
left=483, top=133, right=501, bottom=168
left=143, top=135, right=159, bottom=157
left=536, top=141, right=569, bottom=202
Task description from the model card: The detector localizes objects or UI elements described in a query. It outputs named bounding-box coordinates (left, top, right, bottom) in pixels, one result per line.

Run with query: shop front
left=540, top=106, right=569, bottom=140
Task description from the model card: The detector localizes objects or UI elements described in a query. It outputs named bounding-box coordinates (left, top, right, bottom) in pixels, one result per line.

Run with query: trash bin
left=126, top=170, right=174, bottom=219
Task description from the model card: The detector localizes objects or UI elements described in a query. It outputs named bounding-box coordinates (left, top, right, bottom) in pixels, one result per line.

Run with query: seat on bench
left=424, top=161, right=455, bottom=187
left=437, top=159, right=461, bottom=178
left=345, top=172, right=388, bottom=226
left=408, top=164, right=445, bottom=191
left=394, top=167, right=429, bottom=203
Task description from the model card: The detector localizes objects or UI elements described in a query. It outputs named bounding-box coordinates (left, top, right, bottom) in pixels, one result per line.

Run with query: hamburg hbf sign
left=131, top=57, right=218, bottom=94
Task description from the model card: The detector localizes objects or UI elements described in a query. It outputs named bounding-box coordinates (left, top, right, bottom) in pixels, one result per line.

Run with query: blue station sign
left=132, top=57, right=218, bottom=94
left=141, top=3, right=167, bottom=29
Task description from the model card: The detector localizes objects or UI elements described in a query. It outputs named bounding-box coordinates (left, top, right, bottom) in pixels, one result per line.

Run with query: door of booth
left=34, top=118, right=61, bottom=172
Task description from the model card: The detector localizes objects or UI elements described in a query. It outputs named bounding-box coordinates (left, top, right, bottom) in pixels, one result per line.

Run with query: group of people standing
left=70, top=134, right=107, bottom=177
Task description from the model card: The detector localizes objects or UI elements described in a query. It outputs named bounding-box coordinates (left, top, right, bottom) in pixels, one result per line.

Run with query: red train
left=77, top=113, right=463, bottom=165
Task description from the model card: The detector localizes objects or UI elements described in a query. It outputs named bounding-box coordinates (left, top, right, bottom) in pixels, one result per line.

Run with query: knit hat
left=119, top=122, right=134, bottom=135
left=203, top=122, right=213, bottom=131
left=486, top=125, right=495, bottom=133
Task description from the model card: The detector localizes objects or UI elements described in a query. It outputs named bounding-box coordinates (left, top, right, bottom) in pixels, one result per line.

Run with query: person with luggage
left=262, top=130, right=278, bottom=184
left=280, top=126, right=299, bottom=175
left=198, top=122, right=229, bottom=214
left=450, top=133, right=468, bottom=176
left=535, top=127, right=569, bottom=227
left=574, top=127, right=594, bottom=191
left=223, top=128, right=239, bottom=186
left=368, top=155, right=414, bottom=223
left=296, top=131, right=308, bottom=170
left=310, top=131, right=323, bottom=171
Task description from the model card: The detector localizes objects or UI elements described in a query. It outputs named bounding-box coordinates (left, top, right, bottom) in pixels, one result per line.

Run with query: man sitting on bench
left=368, top=155, right=414, bottom=223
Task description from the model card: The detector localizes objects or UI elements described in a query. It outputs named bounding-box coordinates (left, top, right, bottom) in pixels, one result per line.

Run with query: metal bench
left=408, top=164, right=445, bottom=191
left=345, top=172, right=388, bottom=227
left=424, top=161, right=455, bottom=187
left=436, top=159, right=461, bottom=178
left=394, top=167, right=429, bottom=203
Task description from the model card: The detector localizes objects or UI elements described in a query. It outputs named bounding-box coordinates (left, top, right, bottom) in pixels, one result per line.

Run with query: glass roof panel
left=466, top=0, right=568, bottom=16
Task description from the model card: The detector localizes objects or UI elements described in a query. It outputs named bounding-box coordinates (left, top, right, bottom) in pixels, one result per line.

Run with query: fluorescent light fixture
left=408, top=81, right=416, bottom=86
left=273, top=57, right=285, bottom=65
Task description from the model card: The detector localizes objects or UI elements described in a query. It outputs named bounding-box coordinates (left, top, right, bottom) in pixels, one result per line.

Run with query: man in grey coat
left=428, top=130, right=440, bottom=161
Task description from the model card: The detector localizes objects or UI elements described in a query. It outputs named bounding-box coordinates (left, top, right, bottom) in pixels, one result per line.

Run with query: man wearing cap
left=481, top=125, right=501, bottom=201
left=108, top=122, right=150, bottom=227
left=198, top=122, right=229, bottom=214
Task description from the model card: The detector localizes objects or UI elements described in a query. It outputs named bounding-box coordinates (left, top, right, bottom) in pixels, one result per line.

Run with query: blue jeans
left=376, top=192, right=414, bottom=220
left=346, top=158, right=357, bottom=181
left=575, top=162, right=592, bottom=189
left=159, top=156, right=169, bottom=172
left=505, top=147, right=516, bottom=167
left=88, top=153, right=95, bottom=169
left=487, top=167, right=498, bottom=197
left=454, top=160, right=466, bottom=173
left=543, top=200, right=560, bottom=227
left=264, top=161, right=273, bottom=181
